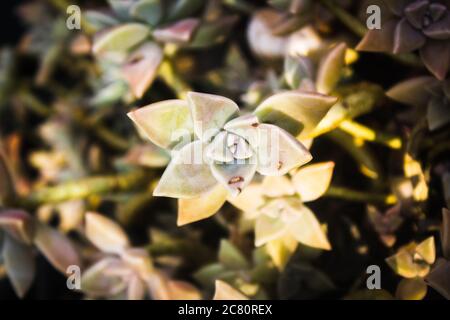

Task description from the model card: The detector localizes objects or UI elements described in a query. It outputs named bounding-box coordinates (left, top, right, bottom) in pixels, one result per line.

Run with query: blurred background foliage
left=0, top=0, right=449, bottom=300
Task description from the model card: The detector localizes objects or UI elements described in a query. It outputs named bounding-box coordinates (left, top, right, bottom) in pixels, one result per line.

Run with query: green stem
left=310, top=82, right=384, bottom=138
left=339, top=120, right=402, bottom=149
left=19, top=170, right=152, bottom=208
left=159, top=60, right=192, bottom=99
left=18, top=90, right=129, bottom=152
left=326, top=129, right=383, bottom=183
left=325, top=186, right=397, bottom=204
left=319, top=0, right=366, bottom=37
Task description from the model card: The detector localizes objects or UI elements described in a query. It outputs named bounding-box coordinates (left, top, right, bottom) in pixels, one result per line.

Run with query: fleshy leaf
left=255, top=214, right=287, bottom=247
left=423, top=13, right=450, bottom=39
left=265, top=236, right=298, bottom=270
left=108, top=0, right=135, bottom=20
left=213, top=280, right=248, bottom=300
left=257, top=124, right=312, bottom=176
left=224, top=114, right=260, bottom=147
left=177, top=184, right=228, bottom=225
left=218, top=239, right=249, bottom=270
left=227, top=183, right=265, bottom=215
left=393, top=18, right=426, bottom=54
left=415, top=236, right=436, bottom=265
left=121, top=248, right=154, bottom=279
left=291, top=162, right=335, bottom=202
left=316, top=43, right=347, bottom=94
left=81, top=257, right=128, bottom=297
left=2, top=234, right=35, bottom=298
left=288, top=205, right=331, bottom=250
left=261, top=175, right=295, bottom=198
left=33, top=223, right=81, bottom=274
left=127, top=100, right=193, bottom=149
left=425, top=258, right=450, bottom=299
left=396, top=278, right=427, bottom=300
left=121, top=42, right=163, bottom=99
left=210, top=158, right=257, bottom=197
left=167, top=0, right=204, bottom=21
left=254, top=91, right=337, bottom=139
left=188, top=16, right=238, bottom=49
left=92, top=23, right=150, bottom=55
left=205, top=131, right=234, bottom=163
left=154, top=141, right=218, bottom=198
left=247, top=9, right=288, bottom=59
left=386, top=76, right=435, bottom=107
left=130, top=0, right=162, bottom=27
left=85, top=212, right=130, bottom=254
left=0, top=209, right=34, bottom=244
left=84, top=11, right=119, bottom=31
left=427, top=97, right=450, bottom=131
left=386, top=244, right=430, bottom=278
left=356, top=19, right=397, bottom=52
left=284, top=55, right=315, bottom=90
left=419, top=41, right=450, bottom=80
left=153, top=18, right=200, bottom=44
left=187, top=92, right=239, bottom=141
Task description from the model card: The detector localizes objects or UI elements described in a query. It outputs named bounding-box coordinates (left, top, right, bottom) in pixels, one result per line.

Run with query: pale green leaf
left=187, top=92, right=239, bottom=141
left=291, top=161, right=335, bottom=202
left=92, top=23, right=150, bottom=55
left=254, top=91, right=337, bottom=139
left=218, top=239, right=249, bottom=270
left=127, top=99, right=193, bottom=149
left=85, top=212, right=130, bottom=254
left=316, top=43, right=347, bottom=94
left=154, top=141, right=218, bottom=198
left=2, top=234, right=35, bottom=298
left=177, top=184, right=228, bottom=225
left=257, top=124, right=312, bottom=176
left=121, top=42, right=163, bottom=99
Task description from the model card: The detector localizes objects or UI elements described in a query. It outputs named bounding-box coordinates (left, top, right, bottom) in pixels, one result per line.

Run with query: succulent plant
left=128, top=91, right=337, bottom=223
left=86, top=0, right=237, bottom=103
left=247, top=9, right=323, bottom=60
left=387, top=76, right=450, bottom=131
left=81, top=212, right=200, bottom=300
left=229, top=162, right=334, bottom=268
left=195, top=240, right=276, bottom=299
left=357, top=0, right=450, bottom=80
left=0, top=209, right=81, bottom=298
left=386, top=236, right=436, bottom=300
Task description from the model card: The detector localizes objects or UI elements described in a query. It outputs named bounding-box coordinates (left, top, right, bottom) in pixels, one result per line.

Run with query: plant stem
left=325, top=186, right=397, bottom=205
left=159, top=60, right=192, bottom=99
left=326, top=129, right=383, bottom=183
left=310, top=82, right=384, bottom=138
left=319, top=0, right=366, bottom=37
left=19, top=169, right=152, bottom=208
left=339, top=120, right=402, bottom=149
left=18, top=90, right=129, bottom=152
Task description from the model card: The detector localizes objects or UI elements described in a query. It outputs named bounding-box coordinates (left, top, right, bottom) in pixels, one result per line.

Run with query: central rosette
left=206, top=131, right=254, bottom=163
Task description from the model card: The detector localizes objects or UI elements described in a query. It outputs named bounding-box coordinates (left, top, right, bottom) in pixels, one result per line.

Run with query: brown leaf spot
left=277, top=161, right=283, bottom=170
left=228, top=176, right=244, bottom=185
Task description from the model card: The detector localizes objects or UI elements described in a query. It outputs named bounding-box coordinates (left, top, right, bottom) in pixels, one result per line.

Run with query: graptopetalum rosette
left=128, top=91, right=337, bottom=225
left=357, top=0, right=450, bottom=80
